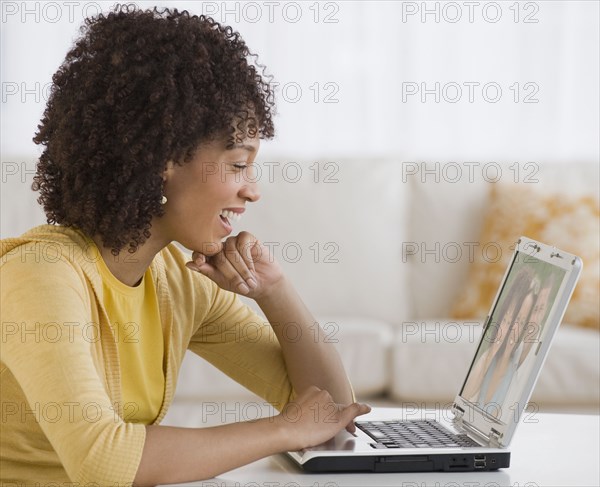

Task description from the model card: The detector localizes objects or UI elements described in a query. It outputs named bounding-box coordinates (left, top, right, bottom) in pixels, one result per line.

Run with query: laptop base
left=299, top=452, right=510, bottom=473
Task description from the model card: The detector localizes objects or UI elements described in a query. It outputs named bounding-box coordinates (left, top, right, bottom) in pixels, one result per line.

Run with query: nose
left=240, top=179, right=261, bottom=203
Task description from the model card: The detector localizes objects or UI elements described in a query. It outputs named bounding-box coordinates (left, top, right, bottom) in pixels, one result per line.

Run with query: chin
left=202, top=240, right=224, bottom=256
left=178, top=236, right=223, bottom=255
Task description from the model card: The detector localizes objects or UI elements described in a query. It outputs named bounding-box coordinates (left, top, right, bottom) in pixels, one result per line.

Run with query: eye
left=233, top=163, right=248, bottom=169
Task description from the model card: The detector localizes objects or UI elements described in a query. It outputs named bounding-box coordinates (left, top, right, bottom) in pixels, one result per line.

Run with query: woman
left=461, top=266, right=536, bottom=418
left=502, top=272, right=558, bottom=416
left=516, top=273, right=557, bottom=368
left=0, top=6, right=370, bottom=485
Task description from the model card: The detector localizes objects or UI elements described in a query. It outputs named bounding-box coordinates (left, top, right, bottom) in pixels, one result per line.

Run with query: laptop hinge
left=489, top=428, right=503, bottom=446
left=460, top=419, right=503, bottom=448
left=450, top=403, right=466, bottom=432
left=451, top=403, right=465, bottom=421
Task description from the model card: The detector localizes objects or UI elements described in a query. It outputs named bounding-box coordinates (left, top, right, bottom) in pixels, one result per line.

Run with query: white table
left=161, top=408, right=600, bottom=487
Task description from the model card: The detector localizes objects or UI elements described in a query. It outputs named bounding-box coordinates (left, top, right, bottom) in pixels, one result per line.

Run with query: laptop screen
left=459, top=250, right=566, bottom=424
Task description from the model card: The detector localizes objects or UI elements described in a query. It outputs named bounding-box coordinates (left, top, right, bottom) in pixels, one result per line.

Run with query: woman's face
left=158, top=135, right=261, bottom=255
left=510, top=293, right=535, bottom=347
left=493, top=292, right=533, bottom=350
left=500, top=303, right=515, bottom=331
left=490, top=299, right=518, bottom=349
left=528, top=286, right=552, bottom=334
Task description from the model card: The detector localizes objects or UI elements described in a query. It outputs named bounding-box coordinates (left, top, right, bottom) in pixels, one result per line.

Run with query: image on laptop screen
left=460, top=251, right=566, bottom=424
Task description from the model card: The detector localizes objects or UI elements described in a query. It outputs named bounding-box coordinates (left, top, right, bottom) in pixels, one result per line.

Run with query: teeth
left=220, top=210, right=242, bottom=222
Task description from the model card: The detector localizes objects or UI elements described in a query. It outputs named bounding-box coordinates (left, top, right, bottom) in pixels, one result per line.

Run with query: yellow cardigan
left=0, top=225, right=295, bottom=484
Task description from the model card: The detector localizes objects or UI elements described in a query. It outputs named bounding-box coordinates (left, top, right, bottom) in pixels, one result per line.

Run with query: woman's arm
left=134, top=386, right=370, bottom=486
left=255, top=276, right=354, bottom=405
left=188, top=233, right=355, bottom=406
left=134, top=416, right=288, bottom=486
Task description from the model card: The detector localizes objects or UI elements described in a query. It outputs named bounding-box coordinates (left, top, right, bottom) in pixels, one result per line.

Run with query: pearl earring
left=161, top=195, right=168, bottom=205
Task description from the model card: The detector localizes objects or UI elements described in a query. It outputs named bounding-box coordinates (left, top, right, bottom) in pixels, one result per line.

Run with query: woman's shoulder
left=0, top=225, right=93, bottom=267
left=1, top=224, right=93, bottom=261
left=0, top=226, right=96, bottom=319
left=1, top=224, right=94, bottom=288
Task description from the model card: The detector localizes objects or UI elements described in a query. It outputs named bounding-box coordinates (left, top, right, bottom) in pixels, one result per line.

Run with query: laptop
left=286, top=236, right=582, bottom=472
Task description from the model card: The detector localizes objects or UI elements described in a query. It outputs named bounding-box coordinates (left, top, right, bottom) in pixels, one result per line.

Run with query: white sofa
left=166, top=159, right=600, bottom=418
left=2, top=158, right=598, bottom=421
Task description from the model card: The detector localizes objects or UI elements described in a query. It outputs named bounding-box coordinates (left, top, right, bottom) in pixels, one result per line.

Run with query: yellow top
left=94, top=248, right=165, bottom=425
left=0, top=225, right=297, bottom=485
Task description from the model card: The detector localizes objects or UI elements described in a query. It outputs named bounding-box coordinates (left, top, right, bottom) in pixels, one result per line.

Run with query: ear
left=162, top=160, right=176, bottom=182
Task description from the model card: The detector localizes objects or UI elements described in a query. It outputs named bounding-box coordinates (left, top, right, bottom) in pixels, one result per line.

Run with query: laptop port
left=474, top=455, right=486, bottom=469
left=448, top=456, right=469, bottom=469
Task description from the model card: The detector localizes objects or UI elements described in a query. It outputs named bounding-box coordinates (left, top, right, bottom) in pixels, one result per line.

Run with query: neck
left=91, top=224, right=170, bottom=287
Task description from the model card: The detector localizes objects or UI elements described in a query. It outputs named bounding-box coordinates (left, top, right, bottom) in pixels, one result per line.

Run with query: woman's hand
left=185, top=231, right=284, bottom=300
left=275, top=386, right=372, bottom=451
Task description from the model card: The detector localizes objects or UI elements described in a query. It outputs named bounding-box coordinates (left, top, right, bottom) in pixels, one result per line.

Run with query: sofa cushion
left=452, top=183, right=600, bottom=330
left=316, top=315, right=394, bottom=397
left=534, top=324, right=600, bottom=405
left=391, top=320, right=483, bottom=403
left=390, top=320, right=600, bottom=406
left=406, top=164, right=491, bottom=319
left=407, top=161, right=599, bottom=322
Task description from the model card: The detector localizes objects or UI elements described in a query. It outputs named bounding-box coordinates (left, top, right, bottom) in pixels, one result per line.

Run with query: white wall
left=1, top=0, right=599, bottom=238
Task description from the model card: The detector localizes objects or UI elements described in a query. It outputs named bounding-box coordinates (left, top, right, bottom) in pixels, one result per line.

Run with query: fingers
left=185, top=258, right=224, bottom=284
left=209, top=239, right=255, bottom=294
left=186, top=232, right=259, bottom=295
left=222, top=236, right=258, bottom=285
left=346, top=402, right=372, bottom=420
left=278, top=387, right=371, bottom=450
left=342, top=402, right=371, bottom=435
left=236, top=233, right=259, bottom=275
left=292, top=387, right=371, bottom=428
left=191, top=250, right=205, bottom=264
left=341, top=402, right=371, bottom=425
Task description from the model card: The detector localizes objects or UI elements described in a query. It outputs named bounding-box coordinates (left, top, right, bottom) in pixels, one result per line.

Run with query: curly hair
left=32, top=4, right=275, bottom=255
left=487, top=265, right=535, bottom=346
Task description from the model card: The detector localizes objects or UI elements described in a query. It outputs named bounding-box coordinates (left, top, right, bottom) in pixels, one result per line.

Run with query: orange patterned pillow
left=452, top=184, right=599, bottom=330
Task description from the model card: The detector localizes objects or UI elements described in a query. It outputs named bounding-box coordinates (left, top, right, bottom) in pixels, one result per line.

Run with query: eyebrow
left=229, top=143, right=257, bottom=152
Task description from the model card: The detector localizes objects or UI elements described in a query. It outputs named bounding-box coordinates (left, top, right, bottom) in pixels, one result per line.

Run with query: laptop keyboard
left=356, top=420, right=481, bottom=449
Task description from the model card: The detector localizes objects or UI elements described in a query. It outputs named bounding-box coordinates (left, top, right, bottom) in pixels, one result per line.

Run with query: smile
left=219, top=209, right=243, bottom=223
